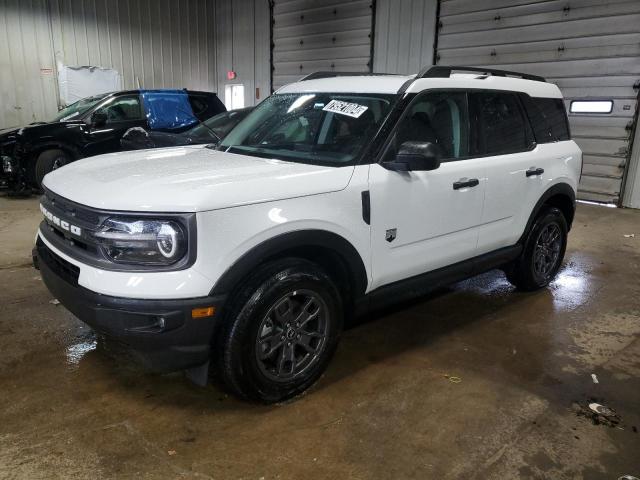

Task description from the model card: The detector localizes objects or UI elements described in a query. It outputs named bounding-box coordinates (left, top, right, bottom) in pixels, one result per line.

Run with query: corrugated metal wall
left=0, top=0, right=270, bottom=129
left=215, top=0, right=271, bottom=105
left=272, top=0, right=374, bottom=90
left=436, top=0, right=640, bottom=205
left=50, top=0, right=218, bottom=92
left=0, top=0, right=59, bottom=128
left=373, top=0, right=437, bottom=74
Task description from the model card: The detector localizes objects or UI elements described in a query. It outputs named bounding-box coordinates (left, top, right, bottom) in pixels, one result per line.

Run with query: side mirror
left=384, top=141, right=441, bottom=172
left=91, top=112, right=108, bottom=127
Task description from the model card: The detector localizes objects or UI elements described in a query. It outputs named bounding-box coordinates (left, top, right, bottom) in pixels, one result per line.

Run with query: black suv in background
left=0, top=89, right=225, bottom=193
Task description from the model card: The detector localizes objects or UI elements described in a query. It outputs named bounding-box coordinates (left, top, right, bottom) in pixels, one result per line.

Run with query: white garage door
left=272, top=0, right=374, bottom=91
left=436, top=0, right=640, bottom=204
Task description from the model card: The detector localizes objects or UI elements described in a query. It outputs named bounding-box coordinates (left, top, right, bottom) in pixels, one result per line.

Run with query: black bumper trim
left=38, top=242, right=225, bottom=373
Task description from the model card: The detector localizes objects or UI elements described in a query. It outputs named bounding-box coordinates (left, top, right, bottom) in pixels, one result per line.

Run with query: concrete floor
left=0, top=195, right=639, bottom=480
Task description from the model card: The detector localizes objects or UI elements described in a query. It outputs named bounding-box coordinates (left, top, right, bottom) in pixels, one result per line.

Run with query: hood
left=0, top=126, right=19, bottom=136
left=0, top=127, right=19, bottom=142
left=42, top=145, right=355, bottom=212
left=17, top=120, right=83, bottom=137
left=0, top=128, right=20, bottom=155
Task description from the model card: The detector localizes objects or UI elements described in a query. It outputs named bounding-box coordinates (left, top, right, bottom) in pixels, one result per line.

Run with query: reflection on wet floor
left=65, top=334, right=97, bottom=366
left=550, top=254, right=596, bottom=312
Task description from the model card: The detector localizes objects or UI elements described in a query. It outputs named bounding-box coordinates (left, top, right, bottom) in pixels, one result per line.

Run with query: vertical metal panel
left=0, top=0, right=58, bottom=128
left=215, top=0, right=271, bottom=106
left=623, top=109, right=640, bottom=208
left=436, top=0, right=640, bottom=205
left=373, top=0, right=437, bottom=74
left=271, top=0, right=374, bottom=90
left=49, top=0, right=219, bottom=93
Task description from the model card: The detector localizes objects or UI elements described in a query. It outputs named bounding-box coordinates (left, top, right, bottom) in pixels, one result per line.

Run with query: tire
left=217, top=258, right=343, bottom=403
left=35, top=149, right=70, bottom=188
left=505, top=207, right=568, bottom=291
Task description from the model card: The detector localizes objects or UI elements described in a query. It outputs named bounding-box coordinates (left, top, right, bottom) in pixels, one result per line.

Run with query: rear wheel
left=217, top=258, right=343, bottom=403
left=506, top=207, right=568, bottom=291
left=35, top=149, right=70, bottom=188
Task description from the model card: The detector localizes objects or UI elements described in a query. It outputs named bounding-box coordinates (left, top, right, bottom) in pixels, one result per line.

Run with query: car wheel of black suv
left=505, top=207, right=568, bottom=291
left=35, top=149, right=70, bottom=188
left=217, top=258, right=343, bottom=403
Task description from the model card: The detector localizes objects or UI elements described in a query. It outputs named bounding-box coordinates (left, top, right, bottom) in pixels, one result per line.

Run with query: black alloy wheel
left=255, top=290, right=329, bottom=382
left=532, top=223, right=563, bottom=280
left=217, top=258, right=343, bottom=403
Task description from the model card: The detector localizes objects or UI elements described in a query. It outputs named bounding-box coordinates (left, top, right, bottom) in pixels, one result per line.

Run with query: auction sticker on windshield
left=322, top=100, right=368, bottom=118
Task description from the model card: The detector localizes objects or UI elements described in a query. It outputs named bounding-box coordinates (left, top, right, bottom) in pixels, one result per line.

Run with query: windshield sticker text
left=322, top=100, right=368, bottom=118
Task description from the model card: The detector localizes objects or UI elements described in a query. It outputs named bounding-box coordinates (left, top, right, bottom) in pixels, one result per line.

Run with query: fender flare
left=209, top=229, right=369, bottom=297
left=518, top=182, right=576, bottom=244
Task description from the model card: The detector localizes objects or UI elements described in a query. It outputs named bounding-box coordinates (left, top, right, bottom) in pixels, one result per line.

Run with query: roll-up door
left=436, top=0, right=640, bottom=204
left=272, top=0, right=374, bottom=91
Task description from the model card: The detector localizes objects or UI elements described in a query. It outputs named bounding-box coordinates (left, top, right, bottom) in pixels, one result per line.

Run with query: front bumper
left=36, top=237, right=226, bottom=373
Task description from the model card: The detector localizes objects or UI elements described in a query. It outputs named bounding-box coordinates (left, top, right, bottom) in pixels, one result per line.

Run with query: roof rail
left=418, top=65, right=546, bottom=83
left=299, top=71, right=401, bottom=81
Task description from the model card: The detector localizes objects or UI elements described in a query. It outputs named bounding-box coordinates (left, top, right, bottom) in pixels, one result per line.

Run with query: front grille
left=37, top=237, right=80, bottom=286
left=42, top=188, right=101, bottom=225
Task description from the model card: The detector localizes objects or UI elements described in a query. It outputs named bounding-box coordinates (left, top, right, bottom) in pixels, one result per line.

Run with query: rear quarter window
left=521, top=96, right=570, bottom=143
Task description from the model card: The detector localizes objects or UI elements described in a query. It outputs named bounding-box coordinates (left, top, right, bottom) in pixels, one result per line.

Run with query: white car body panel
left=277, top=75, right=413, bottom=94
left=405, top=75, right=563, bottom=98
left=195, top=164, right=372, bottom=293
left=477, top=141, right=582, bottom=254
left=42, top=145, right=354, bottom=212
left=368, top=161, right=486, bottom=289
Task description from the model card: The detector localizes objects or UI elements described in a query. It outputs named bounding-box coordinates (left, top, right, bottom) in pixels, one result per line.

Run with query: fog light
left=192, top=306, right=215, bottom=318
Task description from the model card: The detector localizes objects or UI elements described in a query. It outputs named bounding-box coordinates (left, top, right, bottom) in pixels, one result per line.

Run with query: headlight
left=1, top=156, right=14, bottom=173
left=92, top=218, right=187, bottom=265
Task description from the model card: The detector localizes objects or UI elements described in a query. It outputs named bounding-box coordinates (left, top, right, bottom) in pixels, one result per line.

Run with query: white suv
left=35, top=66, right=582, bottom=403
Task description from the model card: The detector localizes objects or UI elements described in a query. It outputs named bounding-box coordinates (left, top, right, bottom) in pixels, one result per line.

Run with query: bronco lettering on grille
left=40, top=204, right=82, bottom=237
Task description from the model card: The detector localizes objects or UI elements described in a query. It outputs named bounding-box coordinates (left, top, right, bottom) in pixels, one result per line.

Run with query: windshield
left=219, top=93, right=396, bottom=165
left=49, top=94, right=108, bottom=122
left=188, top=108, right=251, bottom=141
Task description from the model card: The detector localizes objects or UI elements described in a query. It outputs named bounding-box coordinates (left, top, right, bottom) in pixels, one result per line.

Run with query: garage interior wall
left=373, top=0, right=437, bottom=74
left=0, top=0, right=270, bottom=129
left=271, top=0, right=374, bottom=91
left=0, top=0, right=58, bottom=128
left=436, top=0, right=640, bottom=206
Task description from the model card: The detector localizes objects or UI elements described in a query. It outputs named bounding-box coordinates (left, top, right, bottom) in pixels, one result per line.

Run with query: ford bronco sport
left=35, top=66, right=581, bottom=403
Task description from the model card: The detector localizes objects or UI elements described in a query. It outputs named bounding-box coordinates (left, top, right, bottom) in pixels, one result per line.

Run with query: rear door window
left=472, top=92, right=532, bottom=156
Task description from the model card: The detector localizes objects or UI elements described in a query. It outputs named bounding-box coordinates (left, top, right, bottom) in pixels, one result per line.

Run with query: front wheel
left=505, top=207, right=568, bottom=291
left=35, top=149, right=70, bottom=188
left=217, top=258, right=343, bottom=403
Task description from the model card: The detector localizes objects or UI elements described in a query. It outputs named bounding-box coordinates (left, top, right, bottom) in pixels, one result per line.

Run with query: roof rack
left=418, top=65, right=546, bottom=83
left=299, top=71, right=401, bottom=81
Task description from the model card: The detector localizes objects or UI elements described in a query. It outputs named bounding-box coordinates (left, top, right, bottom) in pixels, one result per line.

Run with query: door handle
left=526, top=167, right=545, bottom=177
left=453, top=178, right=480, bottom=190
